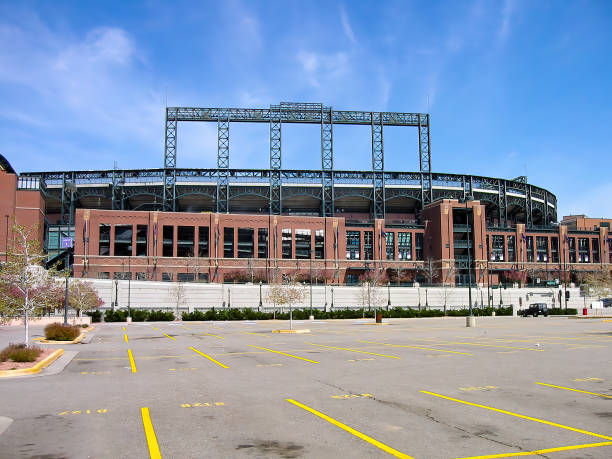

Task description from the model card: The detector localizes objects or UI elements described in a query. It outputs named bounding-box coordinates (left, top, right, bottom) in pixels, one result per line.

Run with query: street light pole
left=309, top=249, right=314, bottom=320
left=63, top=276, right=69, bottom=325
left=466, top=201, right=473, bottom=317
left=387, top=281, right=391, bottom=309
left=259, top=281, right=263, bottom=310
left=127, top=256, right=131, bottom=316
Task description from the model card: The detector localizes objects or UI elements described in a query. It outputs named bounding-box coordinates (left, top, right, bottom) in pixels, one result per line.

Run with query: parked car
left=602, top=298, right=612, bottom=308
left=519, top=303, right=548, bottom=317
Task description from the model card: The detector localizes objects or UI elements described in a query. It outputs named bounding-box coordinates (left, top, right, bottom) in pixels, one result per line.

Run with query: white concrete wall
left=82, top=278, right=588, bottom=312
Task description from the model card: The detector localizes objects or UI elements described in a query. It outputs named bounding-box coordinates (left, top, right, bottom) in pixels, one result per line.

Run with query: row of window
left=488, top=234, right=606, bottom=263
left=348, top=231, right=423, bottom=261
left=98, top=271, right=209, bottom=282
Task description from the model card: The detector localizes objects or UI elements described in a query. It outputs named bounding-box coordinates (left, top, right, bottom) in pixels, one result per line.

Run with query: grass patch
left=44, top=323, right=81, bottom=341
left=0, top=343, right=43, bottom=363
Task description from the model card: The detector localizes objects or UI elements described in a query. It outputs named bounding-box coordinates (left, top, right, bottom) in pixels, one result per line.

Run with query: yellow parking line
left=140, top=407, right=162, bottom=459
left=248, top=345, right=319, bottom=363
left=307, top=343, right=399, bottom=359
left=535, top=382, right=612, bottom=399
left=181, top=326, right=191, bottom=330
left=244, top=332, right=270, bottom=338
left=359, top=341, right=473, bottom=356
left=124, top=334, right=128, bottom=343
left=202, top=332, right=225, bottom=339
left=420, top=340, right=543, bottom=352
left=456, top=441, right=612, bottom=458
left=421, top=391, right=612, bottom=440
left=122, top=326, right=126, bottom=331
left=189, top=347, right=229, bottom=369
left=286, top=399, right=413, bottom=458
left=128, top=349, right=137, bottom=373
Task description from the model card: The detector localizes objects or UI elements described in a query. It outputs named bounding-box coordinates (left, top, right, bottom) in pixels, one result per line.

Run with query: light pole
left=114, top=279, right=119, bottom=311
left=127, top=256, right=131, bottom=317
left=309, top=249, right=314, bottom=319
left=63, top=276, right=69, bottom=325
left=259, top=281, right=263, bottom=310
left=387, top=281, right=391, bottom=309
left=331, top=286, right=334, bottom=309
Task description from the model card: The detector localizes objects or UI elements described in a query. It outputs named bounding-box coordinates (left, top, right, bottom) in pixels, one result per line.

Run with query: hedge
left=103, top=309, right=176, bottom=322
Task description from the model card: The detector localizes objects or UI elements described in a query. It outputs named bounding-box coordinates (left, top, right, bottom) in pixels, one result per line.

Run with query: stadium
left=0, top=102, right=610, bottom=288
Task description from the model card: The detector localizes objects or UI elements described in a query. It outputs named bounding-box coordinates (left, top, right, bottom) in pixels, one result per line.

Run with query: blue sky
left=0, top=0, right=610, bottom=219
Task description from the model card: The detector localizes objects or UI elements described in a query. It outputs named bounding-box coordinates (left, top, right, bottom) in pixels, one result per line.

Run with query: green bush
left=182, top=310, right=207, bottom=321
left=147, top=310, right=175, bottom=321
left=104, top=310, right=128, bottom=322
left=548, top=308, right=577, bottom=315
left=128, top=309, right=150, bottom=322
left=80, top=324, right=89, bottom=328
left=86, top=310, right=102, bottom=322
left=44, top=323, right=81, bottom=341
left=0, top=343, right=43, bottom=363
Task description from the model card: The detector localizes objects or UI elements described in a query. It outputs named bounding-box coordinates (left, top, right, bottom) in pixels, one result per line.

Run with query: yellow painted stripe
left=202, top=332, right=225, bottom=339
left=248, top=345, right=319, bottom=363
left=140, top=407, right=162, bottom=459
left=244, top=332, right=270, bottom=338
left=307, top=343, right=399, bottom=359
left=128, top=349, right=137, bottom=373
left=359, top=341, right=473, bottom=356
left=421, top=391, right=612, bottom=440
left=536, top=382, right=612, bottom=399
left=423, top=340, right=543, bottom=352
left=181, top=326, right=190, bottom=330
left=456, top=441, right=612, bottom=458
left=124, top=334, right=128, bottom=343
left=162, top=333, right=176, bottom=341
left=122, top=326, right=126, bottom=331
left=189, top=347, right=229, bottom=369
left=286, top=399, right=413, bottom=458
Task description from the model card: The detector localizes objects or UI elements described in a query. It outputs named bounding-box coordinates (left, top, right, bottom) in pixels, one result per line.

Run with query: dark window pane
left=282, top=229, right=292, bottom=259
left=415, top=233, right=424, bottom=261
left=224, top=227, right=234, bottom=258
left=114, top=225, right=132, bottom=257
left=163, top=226, right=174, bottom=257
left=99, top=224, right=110, bottom=256
left=346, top=231, right=360, bottom=259
left=177, top=226, right=195, bottom=257
left=315, top=229, right=324, bottom=259
left=177, top=273, right=195, bottom=282
left=507, top=235, right=516, bottom=262
left=258, top=228, right=268, bottom=258
left=295, top=229, right=311, bottom=259
left=385, top=232, right=394, bottom=260
left=136, top=225, right=148, bottom=257
left=364, top=231, right=373, bottom=260
left=162, top=272, right=173, bottom=282
left=238, top=228, right=254, bottom=258
left=398, top=232, right=412, bottom=260
left=198, top=227, right=209, bottom=257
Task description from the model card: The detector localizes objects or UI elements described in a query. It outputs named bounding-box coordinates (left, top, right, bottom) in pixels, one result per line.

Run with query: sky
left=0, top=0, right=611, bottom=219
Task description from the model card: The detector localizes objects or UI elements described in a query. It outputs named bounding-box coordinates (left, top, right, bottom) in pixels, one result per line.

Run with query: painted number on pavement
left=59, top=409, right=107, bottom=415
left=181, top=402, right=225, bottom=408
left=331, top=393, right=373, bottom=399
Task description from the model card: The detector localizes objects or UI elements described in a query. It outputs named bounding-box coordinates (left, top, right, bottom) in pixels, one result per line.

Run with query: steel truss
left=372, top=113, right=385, bottom=218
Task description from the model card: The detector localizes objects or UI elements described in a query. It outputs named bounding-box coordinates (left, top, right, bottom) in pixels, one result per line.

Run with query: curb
left=271, top=329, right=311, bottom=334
left=39, top=333, right=85, bottom=344
left=0, top=349, right=64, bottom=378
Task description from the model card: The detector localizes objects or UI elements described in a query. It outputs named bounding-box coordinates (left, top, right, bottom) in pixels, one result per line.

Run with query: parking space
left=1, top=317, right=612, bottom=458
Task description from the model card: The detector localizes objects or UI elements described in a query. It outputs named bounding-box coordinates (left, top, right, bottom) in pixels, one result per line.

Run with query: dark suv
left=519, top=303, right=548, bottom=317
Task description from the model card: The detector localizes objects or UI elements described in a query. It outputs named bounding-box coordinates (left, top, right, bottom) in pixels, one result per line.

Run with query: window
left=224, top=227, right=234, bottom=258
left=536, top=237, right=548, bottom=262
left=99, top=224, right=110, bottom=256
left=136, top=225, right=148, bottom=256
left=492, top=235, right=505, bottom=261
left=177, top=273, right=195, bottom=282
left=162, top=272, right=173, bottom=282
left=98, top=272, right=110, bottom=279
left=386, top=232, right=395, bottom=260
left=315, top=230, right=324, bottom=259
left=346, top=231, right=360, bottom=259
left=282, top=229, right=292, bottom=259
left=592, top=239, right=599, bottom=263
left=114, top=225, right=132, bottom=257
left=177, top=226, right=195, bottom=257
left=507, top=235, right=516, bottom=262
left=398, top=232, right=412, bottom=260
left=415, top=233, right=424, bottom=261
left=295, top=229, right=311, bottom=259
left=525, top=236, right=534, bottom=262
left=568, top=237, right=576, bottom=263
left=237, top=228, right=254, bottom=258
left=198, top=227, right=209, bottom=257
left=163, top=226, right=174, bottom=257
left=136, top=272, right=148, bottom=281
left=550, top=237, right=559, bottom=263
left=258, top=228, right=268, bottom=258
left=113, top=272, right=131, bottom=280
left=198, top=273, right=209, bottom=282
left=364, top=231, right=373, bottom=260
left=578, top=238, right=589, bottom=263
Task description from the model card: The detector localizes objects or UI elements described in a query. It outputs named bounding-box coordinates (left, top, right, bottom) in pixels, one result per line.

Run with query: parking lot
left=1, top=316, right=611, bottom=458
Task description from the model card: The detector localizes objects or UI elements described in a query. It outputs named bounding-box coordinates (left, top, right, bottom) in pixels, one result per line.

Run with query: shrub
left=129, top=309, right=150, bottom=322
left=0, top=343, right=43, bottom=363
left=86, top=310, right=102, bottom=322
left=104, top=310, right=128, bottom=322
left=80, top=324, right=89, bottom=328
left=548, top=308, right=578, bottom=315
left=147, top=310, right=175, bottom=321
left=44, top=323, right=81, bottom=341
left=182, top=310, right=207, bottom=321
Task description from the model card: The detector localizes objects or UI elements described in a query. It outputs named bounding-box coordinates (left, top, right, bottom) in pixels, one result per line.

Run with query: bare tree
left=356, top=270, right=387, bottom=318
left=0, top=222, right=64, bottom=343
left=169, top=282, right=187, bottom=319
left=420, top=257, right=438, bottom=285
left=438, top=266, right=455, bottom=315
left=265, top=273, right=305, bottom=329
left=581, top=269, right=612, bottom=300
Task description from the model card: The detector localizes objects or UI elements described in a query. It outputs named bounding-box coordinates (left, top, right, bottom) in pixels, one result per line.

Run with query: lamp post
left=127, top=256, right=131, bottom=317
left=63, top=276, right=69, bottom=325
left=331, top=286, right=334, bottom=309
left=309, top=249, right=314, bottom=320
left=114, top=279, right=119, bottom=311
left=258, top=281, right=263, bottom=310
left=387, top=281, right=391, bottom=309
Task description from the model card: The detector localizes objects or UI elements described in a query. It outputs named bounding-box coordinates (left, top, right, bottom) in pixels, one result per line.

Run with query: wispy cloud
left=340, top=6, right=357, bottom=45
left=499, top=0, right=516, bottom=44
left=295, top=50, right=350, bottom=88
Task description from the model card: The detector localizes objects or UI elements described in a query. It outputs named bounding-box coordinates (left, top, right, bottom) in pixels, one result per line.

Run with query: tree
left=438, top=266, right=455, bottom=315
left=69, top=280, right=104, bottom=317
left=0, top=222, right=63, bottom=344
left=419, top=257, right=438, bottom=285
left=356, top=269, right=387, bottom=318
left=169, top=282, right=186, bottom=319
left=265, top=273, right=305, bottom=329
left=581, top=269, right=612, bottom=300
